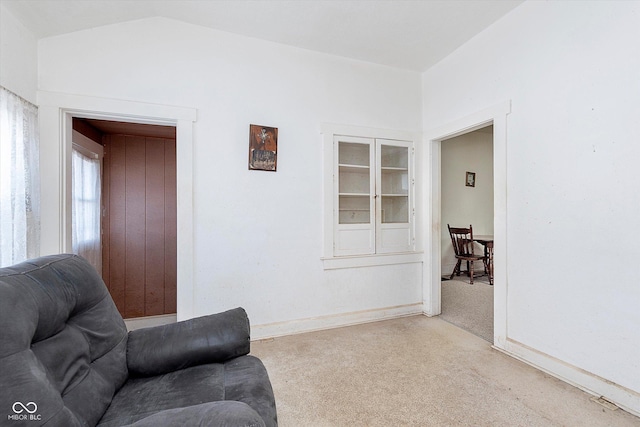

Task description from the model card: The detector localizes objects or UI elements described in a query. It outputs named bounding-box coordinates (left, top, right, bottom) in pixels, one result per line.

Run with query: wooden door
left=102, top=134, right=177, bottom=318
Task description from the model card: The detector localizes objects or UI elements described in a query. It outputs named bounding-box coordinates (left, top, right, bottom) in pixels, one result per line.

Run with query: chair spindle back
left=448, top=224, right=475, bottom=256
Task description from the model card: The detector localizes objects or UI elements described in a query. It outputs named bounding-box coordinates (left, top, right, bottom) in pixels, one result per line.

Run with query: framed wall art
left=465, top=171, right=476, bottom=187
left=248, top=124, right=278, bottom=171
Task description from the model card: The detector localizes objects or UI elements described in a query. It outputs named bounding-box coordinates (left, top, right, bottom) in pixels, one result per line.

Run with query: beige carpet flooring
left=440, top=278, right=494, bottom=343
left=251, top=316, right=640, bottom=427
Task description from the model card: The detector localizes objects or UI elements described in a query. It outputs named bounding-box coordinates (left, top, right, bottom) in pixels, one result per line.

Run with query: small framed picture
left=465, top=171, right=476, bottom=187
left=249, top=124, right=278, bottom=171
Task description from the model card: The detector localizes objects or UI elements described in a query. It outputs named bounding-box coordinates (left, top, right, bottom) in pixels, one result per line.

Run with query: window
left=71, top=130, right=103, bottom=274
left=0, top=87, right=40, bottom=267
left=322, top=124, right=419, bottom=268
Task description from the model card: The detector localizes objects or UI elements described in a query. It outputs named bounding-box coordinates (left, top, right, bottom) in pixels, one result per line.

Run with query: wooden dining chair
left=447, top=224, right=487, bottom=285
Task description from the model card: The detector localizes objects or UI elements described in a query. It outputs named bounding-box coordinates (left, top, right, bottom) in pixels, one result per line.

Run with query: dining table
left=473, top=235, right=494, bottom=285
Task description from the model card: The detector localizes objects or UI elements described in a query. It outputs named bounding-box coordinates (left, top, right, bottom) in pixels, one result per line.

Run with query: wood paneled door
left=102, top=134, right=177, bottom=319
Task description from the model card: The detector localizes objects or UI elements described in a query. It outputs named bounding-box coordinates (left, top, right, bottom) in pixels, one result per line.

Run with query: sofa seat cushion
left=222, top=356, right=278, bottom=427
left=98, top=355, right=277, bottom=427
left=120, top=402, right=266, bottom=427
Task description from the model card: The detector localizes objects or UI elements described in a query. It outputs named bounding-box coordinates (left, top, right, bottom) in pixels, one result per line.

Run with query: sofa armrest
left=127, top=307, right=250, bottom=376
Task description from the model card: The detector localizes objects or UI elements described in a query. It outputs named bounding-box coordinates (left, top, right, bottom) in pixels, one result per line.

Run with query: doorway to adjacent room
left=72, top=118, right=177, bottom=320
left=439, top=126, right=494, bottom=342
left=425, top=100, right=510, bottom=349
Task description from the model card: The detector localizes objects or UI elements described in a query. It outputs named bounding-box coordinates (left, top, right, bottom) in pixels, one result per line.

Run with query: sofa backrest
left=0, top=254, right=128, bottom=426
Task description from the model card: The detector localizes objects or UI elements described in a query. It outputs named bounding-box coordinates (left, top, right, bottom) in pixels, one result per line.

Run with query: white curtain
left=72, top=148, right=102, bottom=273
left=0, top=87, right=40, bottom=267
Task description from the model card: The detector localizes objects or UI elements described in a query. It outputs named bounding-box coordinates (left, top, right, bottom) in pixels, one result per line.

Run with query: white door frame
left=423, top=101, right=511, bottom=349
left=38, top=91, right=197, bottom=321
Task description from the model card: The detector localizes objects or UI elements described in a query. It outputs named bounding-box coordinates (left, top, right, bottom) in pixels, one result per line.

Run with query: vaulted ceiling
left=2, top=0, right=523, bottom=71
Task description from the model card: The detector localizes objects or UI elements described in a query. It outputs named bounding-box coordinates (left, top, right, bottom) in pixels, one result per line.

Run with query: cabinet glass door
left=334, top=136, right=376, bottom=257
left=338, top=142, right=371, bottom=224
left=376, top=139, right=413, bottom=254
left=380, top=144, right=409, bottom=223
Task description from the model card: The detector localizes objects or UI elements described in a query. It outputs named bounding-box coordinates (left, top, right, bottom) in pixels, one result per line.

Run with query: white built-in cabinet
left=335, top=135, right=414, bottom=256
left=322, top=124, right=417, bottom=268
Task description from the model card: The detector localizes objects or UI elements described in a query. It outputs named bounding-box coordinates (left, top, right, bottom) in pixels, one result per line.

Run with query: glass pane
left=381, top=196, right=408, bottom=223
left=381, top=145, right=408, bottom=169
left=339, top=165, right=370, bottom=194
left=339, top=142, right=369, bottom=166
left=339, top=195, right=370, bottom=224
left=381, top=169, right=408, bottom=195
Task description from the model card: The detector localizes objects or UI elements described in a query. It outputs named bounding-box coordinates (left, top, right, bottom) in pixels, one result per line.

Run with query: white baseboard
left=499, top=339, right=640, bottom=417
left=251, top=303, right=423, bottom=341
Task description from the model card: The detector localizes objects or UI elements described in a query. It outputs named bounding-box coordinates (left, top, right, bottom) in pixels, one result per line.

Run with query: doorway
left=439, top=126, right=494, bottom=342
left=73, top=118, right=177, bottom=319
left=424, top=100, right=510, bottom=349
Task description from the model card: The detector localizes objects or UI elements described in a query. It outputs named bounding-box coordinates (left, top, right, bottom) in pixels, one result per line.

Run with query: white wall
left=441, top=128, right=493, bottom=273
left=0, top=3, right=37, bottom=102
left=423, top=1, right=640, bottom=413
left=37, top=18, right=424, bottom=334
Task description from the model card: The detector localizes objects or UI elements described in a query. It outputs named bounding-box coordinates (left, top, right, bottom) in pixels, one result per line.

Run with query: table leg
left=486, top=242, right=494, bottom=285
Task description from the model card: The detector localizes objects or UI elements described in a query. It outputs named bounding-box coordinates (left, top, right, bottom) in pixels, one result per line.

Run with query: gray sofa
left=0, top=254, right=277, bottom=426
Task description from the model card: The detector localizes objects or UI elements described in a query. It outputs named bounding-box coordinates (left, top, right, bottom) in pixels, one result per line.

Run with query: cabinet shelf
left=339, top=192, right=369, bottom=197
left=339, top=163, right=370, bottom=169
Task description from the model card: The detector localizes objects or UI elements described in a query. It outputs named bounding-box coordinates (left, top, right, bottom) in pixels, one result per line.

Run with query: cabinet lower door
left=335, top=224, right=375, bottom=256
left=377, top=223, right=412, bottom=254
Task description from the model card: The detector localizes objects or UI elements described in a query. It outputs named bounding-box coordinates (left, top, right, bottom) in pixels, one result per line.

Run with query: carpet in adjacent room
left=440, top=278, right=493, bottom=343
